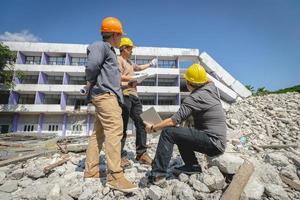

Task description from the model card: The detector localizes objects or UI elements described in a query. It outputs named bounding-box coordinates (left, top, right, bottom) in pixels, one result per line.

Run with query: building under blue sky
left=0, top=0, right=299, bottom=91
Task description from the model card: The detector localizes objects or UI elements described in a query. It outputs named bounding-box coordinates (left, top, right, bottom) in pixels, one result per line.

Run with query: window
left=49, top=56, right=65, bottom=65
left=20, top=75, right=38, bottom=84
left=158, top=96, right=177, bottom=105
left=140, top=96, right=156, bottom=105
left=71, top=57, right=87, bottom=66
left=0, top=92, right=9, bottom=104
left=158, top=78, right=177, bottom=86
left=47, top=76, right=63, bottom=84
left=23, top=124, right=34, bottom=132
left=158, top=60, right=176, bottom=68
left=136, top=59, right=151, bottom=65
left=18, top=94, right=35, bottom=104
left=71, top=124, right=83, bottom=134
left=140, top=78, right=156, bottom=86
left=48, top=125, right=59, bottom=132
left=69, top=76, right=85, bottom=85
left=25, top=56, right=41, bottom=64
left=44, top=94, right=61, bottom=104
left=67, top=95, right=85, bottom=106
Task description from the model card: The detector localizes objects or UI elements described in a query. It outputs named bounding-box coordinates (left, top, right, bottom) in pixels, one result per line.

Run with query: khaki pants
left=85, top=93, right=123, bottom=179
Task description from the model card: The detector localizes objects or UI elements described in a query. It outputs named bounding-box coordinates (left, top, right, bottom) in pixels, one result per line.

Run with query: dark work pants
left=121, top=95, right=147, bottom=157
left=151, top=127, right=223, bottom=177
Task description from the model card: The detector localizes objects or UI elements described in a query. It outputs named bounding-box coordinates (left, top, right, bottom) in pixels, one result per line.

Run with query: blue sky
left=0, top=0, right=299, bottom=91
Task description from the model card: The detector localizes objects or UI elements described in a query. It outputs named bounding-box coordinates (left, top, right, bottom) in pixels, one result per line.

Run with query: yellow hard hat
left=119, top=37, right=136, bottom=48
left=184, top=63, right=208, bottom=84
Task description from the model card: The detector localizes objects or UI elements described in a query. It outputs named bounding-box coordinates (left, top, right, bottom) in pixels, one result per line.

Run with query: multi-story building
left=0, top=41, right=251, bottom=136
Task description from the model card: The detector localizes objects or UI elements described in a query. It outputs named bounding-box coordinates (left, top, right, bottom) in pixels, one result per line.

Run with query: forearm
left=152, top=118, right=176, bottom=131
left=135, top=63, right=151, bottom=71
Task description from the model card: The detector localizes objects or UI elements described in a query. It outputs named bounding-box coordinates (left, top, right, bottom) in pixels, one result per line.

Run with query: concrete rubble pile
left=0, top=92, right=299, bottom=200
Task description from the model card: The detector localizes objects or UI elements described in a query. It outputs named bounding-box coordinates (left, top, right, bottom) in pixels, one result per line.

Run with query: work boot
left=136, top=152, right=152, bottom=166
left=84, top=171, right=106, bottom=178
left=106, top=174, right=138, bottom=193
left=173, top=164, right=202, bottom=175
left=121, top=157, right=131, bottom=169
left=147, top=173, right=167, bottom=187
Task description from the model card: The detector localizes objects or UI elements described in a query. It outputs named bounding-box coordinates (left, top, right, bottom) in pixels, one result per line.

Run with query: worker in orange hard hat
left=144, top=64, right=227, bottom=186
left=117, top=37, right=158, bottom=169
left=84, top=17, right=138, bottom=193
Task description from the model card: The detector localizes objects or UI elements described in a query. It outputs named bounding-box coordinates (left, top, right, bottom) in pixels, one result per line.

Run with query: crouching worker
left=144, top=63, right=226, bottom=185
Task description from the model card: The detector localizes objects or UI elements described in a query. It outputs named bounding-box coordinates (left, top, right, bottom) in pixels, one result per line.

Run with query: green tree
left=245, top=84, right=255, bottom=93
left=0, top=42, right=22, bottom=89
left=256, top=87, right=269, bottom=96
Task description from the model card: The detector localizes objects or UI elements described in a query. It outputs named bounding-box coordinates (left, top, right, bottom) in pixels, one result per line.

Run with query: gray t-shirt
left=85, top=41, right=123, bottom=104
left=171, top=82, right=227, bottom=152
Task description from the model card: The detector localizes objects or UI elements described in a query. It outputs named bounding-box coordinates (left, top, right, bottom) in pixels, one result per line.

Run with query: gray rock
left=26, top=166, right=45, bottom=179
left=0, top=180, right=18, bottom=193
left=0, top=191, right=12, bottom=200
left=47, top=183, right=60, bottom=200
left=16, top=187, right=39, bottom=200
left=192, top=180, right=210, bottom=193
left=68, top=183, right=83, bottom=199
left=178, top=173, right=189, bottom=183
left=149, top=185, right=165, bottom=200
left=18, top=177, right=33, bottom=188
left=172, top=182, right=194, bottom=200
left=280, top=165, right=299, bottom=181
left=0, top=171, right=5, bottom=185
left=9, top=168, right=25, bottom=180
left=208, top=153, right=244, bottom=174
left=255, top=163, right=283, bottom=185
left=265, top=184, right=289, bottom=200
left=241, top=176, right=264, bottom=200
left=78, top=188, right=94, bottom=200
left=55, top=166, right=66, bottom=176
left=201, top=166, right=225, bottom=191
left=265, top=152, right=290, bottom=167
left=230, top=119, right=239, bottom=125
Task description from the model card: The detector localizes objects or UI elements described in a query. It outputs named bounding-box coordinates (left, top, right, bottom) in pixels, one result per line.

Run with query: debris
left=280, top=174, right=300, bottom=191
left=43, top=155, right=70, bottom=174
left=221, top=160, right=254, bottom=200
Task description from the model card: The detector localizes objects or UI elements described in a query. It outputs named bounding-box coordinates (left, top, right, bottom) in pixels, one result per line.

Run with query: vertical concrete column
left=62, top=113, right=67, bottom=137
left=63, top=72, right=69, bottom=85
left=16, top=51, right=25, bottom=64
left=41, top=52, right=48, bottom=65
left=60, top=92, right=67, bottom=110
left=37, top=113, right=44, bottom=134
left=8, top=91, right=19, bottom=105
left=12, top=113, right=19, bottom=132
left=35, top=92, right=45, bottom=104
left=65, top=53, right=71, bottom=65
left=38, top=72, right=47, bottom=84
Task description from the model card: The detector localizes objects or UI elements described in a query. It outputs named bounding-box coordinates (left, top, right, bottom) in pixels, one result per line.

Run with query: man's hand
left=144, top=121, right=153, bottom=133
left=128, top=80, right=138, bottom=87
left=149, top=58, right=158, bottom=67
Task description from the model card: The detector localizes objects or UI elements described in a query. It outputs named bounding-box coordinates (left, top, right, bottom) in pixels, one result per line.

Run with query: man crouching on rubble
left=144, top=63, right=227, bottom=185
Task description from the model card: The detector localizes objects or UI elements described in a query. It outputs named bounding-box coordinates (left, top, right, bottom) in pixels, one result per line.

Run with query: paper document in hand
left=130, top=72, right=155, bottom=83
left=141, top=107, right=162, bottom=137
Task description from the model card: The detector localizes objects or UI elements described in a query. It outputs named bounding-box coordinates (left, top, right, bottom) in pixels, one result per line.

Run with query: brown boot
left=136, top=152, right=152, bottom=166
left=84, top=171, right=106, bottom=178
left=106, top=174, right=138, bottom=193
left=121, top=157, right=131, bottom=169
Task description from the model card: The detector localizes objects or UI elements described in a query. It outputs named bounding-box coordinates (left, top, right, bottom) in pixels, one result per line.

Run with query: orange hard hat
left=100, top=17, right=125, bottom=35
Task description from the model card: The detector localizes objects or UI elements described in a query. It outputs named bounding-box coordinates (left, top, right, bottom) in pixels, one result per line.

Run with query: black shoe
left=148, top=174, right=167, bottom=187
left=173, top=164, right=202, bottom=175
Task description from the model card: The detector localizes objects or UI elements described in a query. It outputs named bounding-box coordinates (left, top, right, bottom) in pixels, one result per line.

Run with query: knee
left=160, top=127, right=175, bottom=138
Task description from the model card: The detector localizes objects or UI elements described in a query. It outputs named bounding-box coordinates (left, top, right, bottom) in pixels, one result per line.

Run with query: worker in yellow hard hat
left=144, top=63, right=227, bottom=185
left=84, top=17, right=138, bottom=192
left=117, top=37, right=157, bottom=168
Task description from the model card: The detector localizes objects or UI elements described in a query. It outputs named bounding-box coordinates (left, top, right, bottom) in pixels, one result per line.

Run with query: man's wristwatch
left=150, top=125, right=157, bottom=132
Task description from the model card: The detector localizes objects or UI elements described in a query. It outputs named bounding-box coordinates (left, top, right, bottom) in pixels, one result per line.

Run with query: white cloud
left=0, top=30, right=41, bottom=42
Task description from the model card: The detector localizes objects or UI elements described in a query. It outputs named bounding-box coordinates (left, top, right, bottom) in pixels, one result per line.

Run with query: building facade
left=0, top=41, right=251, bottom=136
